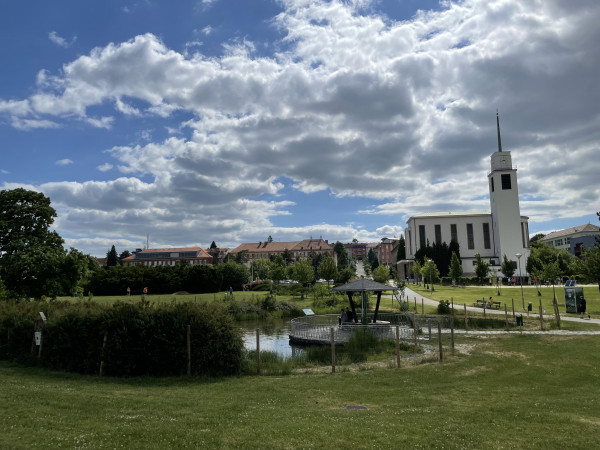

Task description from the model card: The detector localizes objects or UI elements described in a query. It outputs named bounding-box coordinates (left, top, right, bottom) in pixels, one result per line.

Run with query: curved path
left=395, top=286, right=600, bottom=333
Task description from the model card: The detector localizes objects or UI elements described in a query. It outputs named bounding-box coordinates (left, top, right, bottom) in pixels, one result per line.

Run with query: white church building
left=399, top=115, right=530, bottom=279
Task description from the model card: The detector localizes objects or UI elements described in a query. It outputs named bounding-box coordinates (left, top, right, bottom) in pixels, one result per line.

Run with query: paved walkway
left=394, top=286, right=600, bottom=334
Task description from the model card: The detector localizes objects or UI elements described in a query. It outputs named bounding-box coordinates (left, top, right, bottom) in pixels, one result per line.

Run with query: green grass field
left=2, top=333, right=599, bottom=449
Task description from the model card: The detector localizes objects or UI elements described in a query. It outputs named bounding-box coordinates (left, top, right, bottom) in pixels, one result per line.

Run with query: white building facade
left=400, top=116, right=530, bottom=278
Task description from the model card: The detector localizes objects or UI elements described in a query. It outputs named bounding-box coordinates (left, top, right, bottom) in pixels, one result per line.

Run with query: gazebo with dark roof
left=332, top=278, right=396, bottom=324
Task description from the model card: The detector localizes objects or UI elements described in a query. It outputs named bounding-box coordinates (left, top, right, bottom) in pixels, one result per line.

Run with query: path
left=397, top=286, right=600, bottom=327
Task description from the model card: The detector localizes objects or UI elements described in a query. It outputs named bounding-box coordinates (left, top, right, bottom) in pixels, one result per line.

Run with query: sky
left=1, top=0, right=599, bottom=257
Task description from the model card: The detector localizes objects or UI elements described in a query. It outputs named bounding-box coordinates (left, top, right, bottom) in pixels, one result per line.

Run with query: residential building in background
left=540, top=224, right=600, bottom=257
left=122, top=247, right=213, bottom=266
left=230, top=238, right=334, bottom=262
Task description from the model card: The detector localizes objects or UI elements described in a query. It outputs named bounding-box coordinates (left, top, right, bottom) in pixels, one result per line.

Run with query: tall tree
left=317, top=256, right=337, bottom=286
left=449, top=252, right=463, bottom=283
left=210, top=241, right=217, bottom=249
left=119, top=250, right=131, bottom=265
left=396, top=235, right=406, bottom=262
left=290, top=259, right=315, bottom=287
left=0, top=188, right=66, bottom=298
left=333, top=241, right=349, bottom=269
left=372, top=265, right=390, bottom=284
left=251, top=258, right=272, bottom=281
left=474, top=253, right=490, bottom=285
left=106, top=245, right=119, bottom=267
left=267, top=235, right=273, bottom=243
left=367, top=248, right=379, bottom=270
left=576, top=245, right=600, bottom=295
left=501, top=254, right=517, bottom=279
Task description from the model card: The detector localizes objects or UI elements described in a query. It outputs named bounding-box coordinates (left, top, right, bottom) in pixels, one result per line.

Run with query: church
left=399, top=115, right=530, bottom=279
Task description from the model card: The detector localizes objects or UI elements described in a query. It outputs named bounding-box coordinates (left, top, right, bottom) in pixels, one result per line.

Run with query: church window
left=501, top=174, right=511, bottom=190
left=450, top=224, right=457, bottom=242
left=467, top=224, right=474, bottom=250
left=419, top=225, right=426, bottom=250
left=435, top=224, right=442, bottom=244
left=483, top=223, right=491, bottom=249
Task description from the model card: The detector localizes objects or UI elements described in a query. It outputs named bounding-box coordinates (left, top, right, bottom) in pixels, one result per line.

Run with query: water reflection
left=239, top=318, right=304, bottom=358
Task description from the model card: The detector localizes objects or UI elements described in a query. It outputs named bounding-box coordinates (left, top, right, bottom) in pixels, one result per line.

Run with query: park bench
left=472, top=299, right=502, bottom=309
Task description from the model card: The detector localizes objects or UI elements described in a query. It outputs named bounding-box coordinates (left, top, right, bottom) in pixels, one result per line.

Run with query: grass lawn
left=1, top=334, right=600, bottom=449
left=408, top=283, right=600, bottom=317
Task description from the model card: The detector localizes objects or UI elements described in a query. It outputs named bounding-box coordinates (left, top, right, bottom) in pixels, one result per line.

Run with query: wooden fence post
left=512, top=298, right=515, bottom=318
left=464, top=304, right=468, bottom=331
left=451, top=297, right=454, bottom=315
left=427, top=319, right=432, bottom=341
left=450, top=317, right=455, bottom=350
left=539, top=300, right=544, bottom=330
left=438, top=322, right=443, bottom=362
left=421, top=299, right=424, bottom=315
left=413, top=314, right=418, bottom=346
left=553, top=301, right=561, bottom=330
left=504, top=305, right=509, bottom=331
left=330, top=327, right=336, bottom=373
left=187, top=325, right=191, bottom=376
left=256, top=329, right=261, bottom=375
left=414, top=297, right=417, bottom=313
left=395, top=326, right=401, bottom=368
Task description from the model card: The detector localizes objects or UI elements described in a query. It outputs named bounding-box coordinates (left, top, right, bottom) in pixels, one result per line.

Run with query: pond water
left=239, top=319, right=303, bottom=358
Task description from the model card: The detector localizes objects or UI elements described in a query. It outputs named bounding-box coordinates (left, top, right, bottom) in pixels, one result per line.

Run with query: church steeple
left=496, top=111, right=503, bottom=152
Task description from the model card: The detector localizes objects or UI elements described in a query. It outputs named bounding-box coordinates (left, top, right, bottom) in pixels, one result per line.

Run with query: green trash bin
left=527, top=302, right=533, bottom=312
left=516, top=315, right=523, bottom=326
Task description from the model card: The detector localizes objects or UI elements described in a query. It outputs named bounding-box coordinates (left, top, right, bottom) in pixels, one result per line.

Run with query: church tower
left=488, top=113, right=529, bottom=269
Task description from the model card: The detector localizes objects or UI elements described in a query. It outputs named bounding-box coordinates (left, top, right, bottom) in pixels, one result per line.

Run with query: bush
left=437, top=300, right=451, bottom=315
left=0, top=300, right=244, bottom=377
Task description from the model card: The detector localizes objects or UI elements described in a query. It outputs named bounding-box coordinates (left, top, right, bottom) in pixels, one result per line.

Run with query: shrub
left=437, top=300, right=451, bottom=315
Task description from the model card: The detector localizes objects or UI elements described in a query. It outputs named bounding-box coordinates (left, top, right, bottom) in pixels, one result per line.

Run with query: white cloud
left=56, top=159, right=74, bottom=166
left=3, top=0, right=600, bottom=254
left=49, top=31, right=76, bottom=48
left=97, top=163, right=113, bottom=172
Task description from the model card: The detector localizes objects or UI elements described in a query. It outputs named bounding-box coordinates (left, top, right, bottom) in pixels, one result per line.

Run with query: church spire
left=496, top=111, right=503, bottom=152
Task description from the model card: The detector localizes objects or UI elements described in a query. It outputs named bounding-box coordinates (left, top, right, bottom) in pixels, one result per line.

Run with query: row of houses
left=120, top=237, right=399, bottom=267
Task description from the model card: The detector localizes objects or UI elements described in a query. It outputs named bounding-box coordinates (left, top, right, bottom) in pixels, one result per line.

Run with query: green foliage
left=289, top=259, right=314, bottom=286
left=106, top=245, right=119, bottom=267
left=420, top=259, right=440, bottom=285
left=449, top=251, right=463, bottom=282
left=575, top=245, right=600, bottom=291
left=333, top=241, right=349, bottom=269
left=269, top=255, right=287, bottom=283
left=437, top=299, right=451, bottom=315
left=396, top=235, right=406, bottom=262
left=0, top=300, right=244, bottom=377
left=252, top=258, right=272, bottom=280
left=372, top=265, right=390, bottom=284
left=317, top=256, right=337, bottom=285
left=217, top=261, right=250, bottom=291
left=367, top=248, right=379, bottom=270
left=501, top=254, right=517, bottom=279
left=474, top=253, right=490, bottom=284
left=335, top=267, right=354, bottom=284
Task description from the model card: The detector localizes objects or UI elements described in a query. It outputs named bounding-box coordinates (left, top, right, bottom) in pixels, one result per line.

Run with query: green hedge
left=0, top=300, right=243, bottom=377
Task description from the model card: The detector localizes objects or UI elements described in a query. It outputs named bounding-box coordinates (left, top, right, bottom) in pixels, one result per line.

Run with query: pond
left=239, top=318, right=304, bottom=358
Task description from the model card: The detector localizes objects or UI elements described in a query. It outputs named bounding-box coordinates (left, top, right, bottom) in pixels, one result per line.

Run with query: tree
left=269, top=255, right=287, bottom=284
left=252, top=258, right=272, bottom=281
left=367, top=248, right=379, bottom=270
left=210, top=241, right=217, bottom=249
left=411, top=260, right=422, bottom=284
left=396, top=236, right=406, bottom=262
left=333, top=241, right=349, bottom=269
left=541, top=258, right=562, bottom=304
left=501, top=254, right=517, bottom=279
left=290, top=259, right=315, bottom=287
left=474, top=253, right=490, bottom=285
left=529, top=233, right=546, bottom=246
left=372, top=265, right=390, bottom=284
left=576, top=245, right=600, bottom=295
left=336, top=267, right=354, bottom=284
left=317, top=256, right=337, bottom=286
left=267, top=235, right=273, bottom=243
left=217, top=261, right=250, bottom=291
left=449, top=252, right=463, bottom=283
left=234, top=250, right=248, bottom=264
left=420, top=259, right=440, bottom=289
left=0, top=188, right=66, bottom=298
left=119, top=250, right=131, bottom=265
left=106, top=245, right=119, bottom=267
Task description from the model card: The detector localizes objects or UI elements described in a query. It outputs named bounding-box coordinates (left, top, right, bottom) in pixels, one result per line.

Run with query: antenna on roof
left=496, top=110, right=503, bottom=152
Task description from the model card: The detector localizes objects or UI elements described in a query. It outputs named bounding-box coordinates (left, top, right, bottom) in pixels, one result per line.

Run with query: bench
left=472, top=299, right=502, bottom=309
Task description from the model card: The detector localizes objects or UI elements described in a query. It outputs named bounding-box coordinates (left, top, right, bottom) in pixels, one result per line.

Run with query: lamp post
left=515, top=252, right=524, bottom=309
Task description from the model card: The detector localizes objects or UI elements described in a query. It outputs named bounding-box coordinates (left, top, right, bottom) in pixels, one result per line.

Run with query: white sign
left=34, top=331, right=42, bottom=346
left=302, top=308, right=315, bottom=316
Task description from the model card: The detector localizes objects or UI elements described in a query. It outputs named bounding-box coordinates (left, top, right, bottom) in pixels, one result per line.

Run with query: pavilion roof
left=332, top=278, right=394, bottom=292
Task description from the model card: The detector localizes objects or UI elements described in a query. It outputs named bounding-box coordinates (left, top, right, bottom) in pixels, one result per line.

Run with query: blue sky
left=1, top=0, right=599, bottom=256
